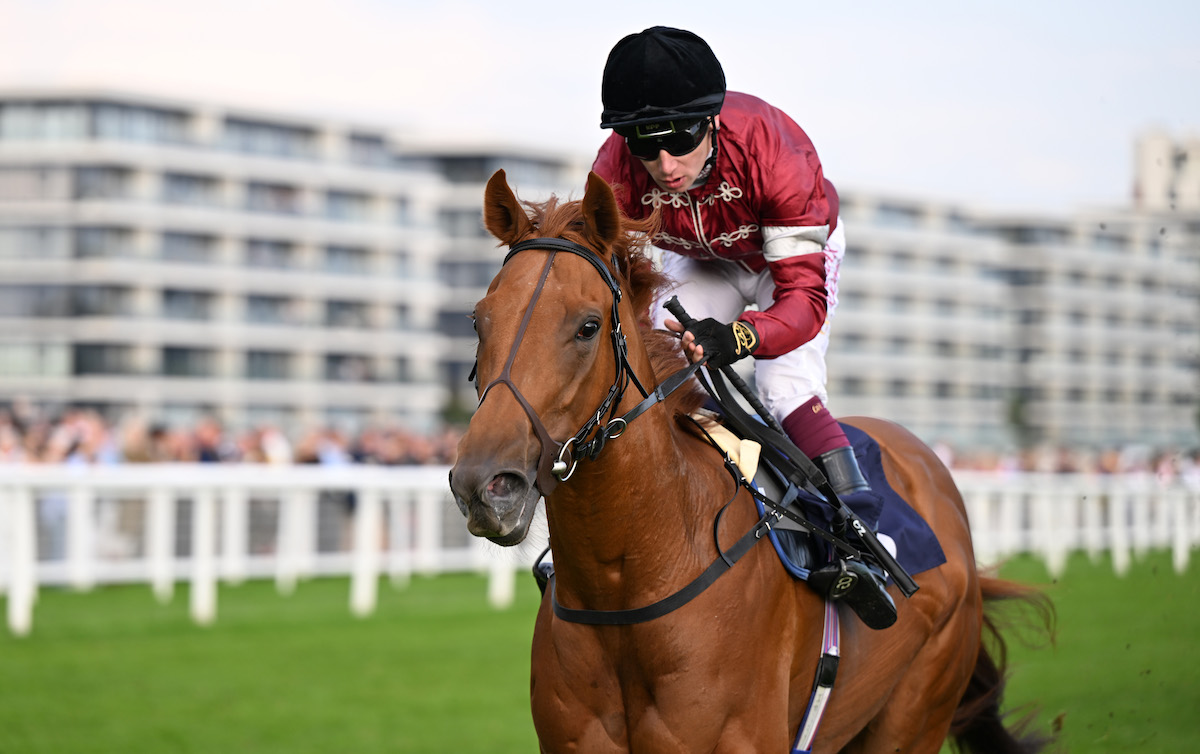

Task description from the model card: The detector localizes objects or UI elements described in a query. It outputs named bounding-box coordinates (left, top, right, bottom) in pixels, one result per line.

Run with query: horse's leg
left=829, top=581, right=980, bottom=753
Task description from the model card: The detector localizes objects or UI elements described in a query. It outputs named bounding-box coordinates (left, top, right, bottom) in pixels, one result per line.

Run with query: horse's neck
left=546, top=411, right=734, bottom=606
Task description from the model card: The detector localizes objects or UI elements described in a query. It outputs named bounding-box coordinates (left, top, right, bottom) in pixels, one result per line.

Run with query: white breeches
left=650, top=220, right=846, bottom=421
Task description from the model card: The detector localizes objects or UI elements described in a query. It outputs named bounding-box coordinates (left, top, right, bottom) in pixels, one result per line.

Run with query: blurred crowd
left=0, top=406, right=463, bottom=467
left=2, top=404, right=1197, bottom=488
left=932, top=440, right=1200, bottom=488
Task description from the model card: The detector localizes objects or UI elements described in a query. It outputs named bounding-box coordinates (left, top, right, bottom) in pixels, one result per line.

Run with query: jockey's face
left=635, top=116, right=717, bottom=194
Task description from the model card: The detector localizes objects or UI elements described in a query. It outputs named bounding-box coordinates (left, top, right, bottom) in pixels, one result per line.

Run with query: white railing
left=956, top=470, right=1199, bottom=577
left=1, top=465, right=1197, bottom=636
left=0, top=464, right=538, bottom=637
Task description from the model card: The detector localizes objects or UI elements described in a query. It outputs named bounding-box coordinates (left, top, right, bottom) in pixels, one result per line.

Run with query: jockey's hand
left=665, top=317, right=759, bottom=369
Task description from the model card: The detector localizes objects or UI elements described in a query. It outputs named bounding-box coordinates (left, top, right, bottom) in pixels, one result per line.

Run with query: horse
left=449, top=169, right=1051, bottom=753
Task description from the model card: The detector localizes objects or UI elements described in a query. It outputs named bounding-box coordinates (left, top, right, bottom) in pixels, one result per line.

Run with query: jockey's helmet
left=600, top=26, right=725, bottom=131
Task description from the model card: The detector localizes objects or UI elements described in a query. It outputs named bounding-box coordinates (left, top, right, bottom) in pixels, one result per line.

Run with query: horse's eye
left=576, top=320, right=601, bottom=341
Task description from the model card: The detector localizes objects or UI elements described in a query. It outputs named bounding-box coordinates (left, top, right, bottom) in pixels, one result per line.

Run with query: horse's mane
left=521, top=194, right=707, bottom=418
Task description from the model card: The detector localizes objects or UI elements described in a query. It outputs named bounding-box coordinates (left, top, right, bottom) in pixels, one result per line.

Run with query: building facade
left=1, top=91, right=1196, bottom=455
left=0, top=90, right=584, bottom=436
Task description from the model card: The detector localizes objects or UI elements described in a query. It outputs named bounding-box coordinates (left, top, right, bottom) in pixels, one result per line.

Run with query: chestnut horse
left=450, top=170, right=1048, bottom=753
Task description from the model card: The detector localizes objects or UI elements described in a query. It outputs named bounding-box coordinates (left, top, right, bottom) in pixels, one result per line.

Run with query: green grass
left=999, top=550, right=1200, bottom=753
left=1, top=551, right=1196, bottom=753
left=0, top=573, right=543, bottom=753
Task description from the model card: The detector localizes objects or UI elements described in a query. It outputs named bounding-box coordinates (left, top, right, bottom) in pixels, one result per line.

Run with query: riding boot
left=806, top=446, right=898, bottom=630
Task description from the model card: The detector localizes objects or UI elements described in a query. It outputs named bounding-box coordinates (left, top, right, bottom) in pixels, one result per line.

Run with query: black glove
left=686, top=317, right=759, bottom=369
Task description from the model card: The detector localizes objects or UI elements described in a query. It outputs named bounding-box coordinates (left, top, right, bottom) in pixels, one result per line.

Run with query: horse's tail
left=949, top=575, right=1056, bottom=754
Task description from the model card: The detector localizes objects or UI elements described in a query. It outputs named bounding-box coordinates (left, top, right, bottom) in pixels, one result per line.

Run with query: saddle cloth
left=702, top=418, right=947, bottom=582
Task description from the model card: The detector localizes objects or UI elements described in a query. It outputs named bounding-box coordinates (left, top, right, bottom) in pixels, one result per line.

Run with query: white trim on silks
left=792, top=599, right=841, bottom=753
left=761, top=224, right=828, bottom=263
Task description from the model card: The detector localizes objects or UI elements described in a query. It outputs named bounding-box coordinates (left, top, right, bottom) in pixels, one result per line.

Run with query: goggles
left=617, top=117, right=711, bottom=161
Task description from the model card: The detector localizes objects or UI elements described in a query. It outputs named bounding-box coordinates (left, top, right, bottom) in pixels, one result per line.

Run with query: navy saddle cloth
left=754, top=423, right=946, bottom=582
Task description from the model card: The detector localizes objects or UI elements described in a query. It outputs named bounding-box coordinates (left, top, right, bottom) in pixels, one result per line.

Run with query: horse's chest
left=530, top=626, right=775, bottom=752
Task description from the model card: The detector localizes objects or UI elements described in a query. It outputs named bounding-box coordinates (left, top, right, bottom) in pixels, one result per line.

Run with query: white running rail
left=1, top=465, right=1196, bottom=636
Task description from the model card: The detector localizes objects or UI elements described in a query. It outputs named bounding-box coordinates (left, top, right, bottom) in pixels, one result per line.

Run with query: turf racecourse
left=1, top=550, right=1196, bottom=753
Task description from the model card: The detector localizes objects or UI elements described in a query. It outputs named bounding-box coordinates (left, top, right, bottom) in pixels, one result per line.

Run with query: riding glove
left=686, top=317, right=759, bottom=369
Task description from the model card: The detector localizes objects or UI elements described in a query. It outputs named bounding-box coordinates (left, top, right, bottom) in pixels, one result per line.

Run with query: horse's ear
left=581, top=171, right=622, bottom=253
left=483, top=169, right=534, bottom=245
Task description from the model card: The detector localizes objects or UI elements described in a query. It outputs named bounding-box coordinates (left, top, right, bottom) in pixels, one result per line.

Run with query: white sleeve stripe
left=762, top=225, right=829, bottom=263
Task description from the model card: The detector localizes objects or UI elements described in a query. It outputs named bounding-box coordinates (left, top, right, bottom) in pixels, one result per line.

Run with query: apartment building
left=0, top=90, right=1195, bottom=454
left=0, top=90, right=584, bottom=435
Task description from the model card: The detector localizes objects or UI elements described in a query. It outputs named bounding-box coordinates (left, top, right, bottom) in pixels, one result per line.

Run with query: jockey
left=592, top=26, right=895, bottom=628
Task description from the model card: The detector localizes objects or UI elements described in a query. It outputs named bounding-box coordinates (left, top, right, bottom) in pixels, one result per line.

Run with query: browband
left=505, top=238, right=622, bottom=302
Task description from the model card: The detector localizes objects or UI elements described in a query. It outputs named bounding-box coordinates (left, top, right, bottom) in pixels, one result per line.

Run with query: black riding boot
left=806, top=446, right=898, bottom=630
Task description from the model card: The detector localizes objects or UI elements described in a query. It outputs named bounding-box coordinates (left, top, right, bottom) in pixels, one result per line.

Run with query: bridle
left=474, top=237, right=701, bottom=496
left=477, top=236, right=790, bottom=628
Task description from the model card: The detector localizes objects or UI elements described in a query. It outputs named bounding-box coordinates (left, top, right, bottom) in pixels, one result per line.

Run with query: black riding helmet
left=600, top=26, right=726, bottom=130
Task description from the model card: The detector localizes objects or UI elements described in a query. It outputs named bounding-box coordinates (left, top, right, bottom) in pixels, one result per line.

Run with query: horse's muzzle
left=449, top=464, right=538, bottom=546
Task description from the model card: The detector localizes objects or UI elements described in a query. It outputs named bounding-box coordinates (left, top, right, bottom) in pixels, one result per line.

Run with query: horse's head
left=449, top=169, right=658, bottom=545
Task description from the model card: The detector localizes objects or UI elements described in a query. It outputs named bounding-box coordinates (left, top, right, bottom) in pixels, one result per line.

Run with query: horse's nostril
left=487, top=472, right=524, bottom=500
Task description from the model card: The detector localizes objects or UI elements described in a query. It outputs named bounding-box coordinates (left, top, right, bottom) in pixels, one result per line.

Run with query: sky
left=1, top=0, right=1197, bottom=214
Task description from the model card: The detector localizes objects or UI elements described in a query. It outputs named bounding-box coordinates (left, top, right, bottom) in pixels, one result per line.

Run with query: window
left=1092, top=233, right=1128, bottom=252
left=162, top=172, right=219, bottom=205
left=246, top=295, right=293, bottom=325
left=393, top=251, right=411, bottom=277
left=73, top=344, right=134, bottom=375
left=841, top=376, right=865, bottom=395
left=246, top=350, right=291, bottom=380
left=162, top=289, right=214, bottom=320
left=74, top=286, right=132, bottom=316
left=0, top=102, right=88, bottom=140
left=162, top=232, right=216, bottom=264
left=324, top=300, right=369, bottom=328
left=0, top=342, right=69, bottom=377
left=933, top=298, right=958, bottom=316
left=245, top=238, right=294, bottom=269
left=224, top=117, right=315, bottom=158
left=0, top=285, right=70, bottom=317
left=245, top=181, right=301, bottom=214
left=874, top=203, right=921, bottom=228
left=438, top=260, right=500, bottom=287
left=323, top=245, right=370, bottom=274
left=93, top=103, right=189, bottom=143
left=162, top=347, right=215, bottom=377
left=394, top=197, right=412, bottom=226
left=74, top=166, right=129, bottom=199
left=0, top=167, right=69, bottom=200
left=325, top=190, right=371, bottom=221
left=839, top=333, right=866, bottom=352
left=437, top=208, right=486, bottom=238
left=887, top=379, right=911, bottom=397
left=324, top=354, right=372, bottom=382
left=348, top=133, right=389, bottom=167
left=74, top=226, right=133, bottom=258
